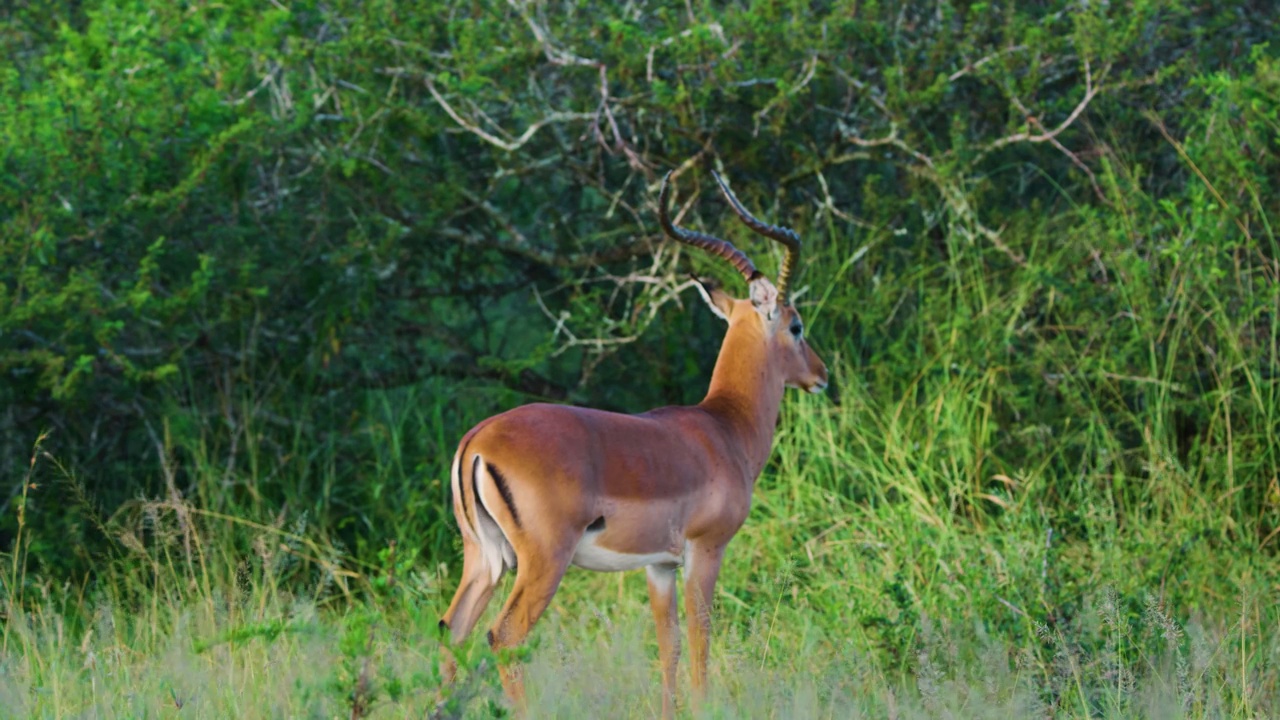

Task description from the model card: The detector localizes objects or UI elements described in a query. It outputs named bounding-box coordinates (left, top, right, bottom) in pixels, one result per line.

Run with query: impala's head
left=658, top=170, right=829, bottom=395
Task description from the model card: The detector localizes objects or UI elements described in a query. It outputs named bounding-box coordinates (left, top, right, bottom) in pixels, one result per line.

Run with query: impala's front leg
left=684, top=541, right=726, bottom=706
left=646, top=563, right=681, bottom=720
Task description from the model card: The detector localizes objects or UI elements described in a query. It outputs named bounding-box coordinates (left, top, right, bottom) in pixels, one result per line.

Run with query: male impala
left=438, top=169, right=828, bottom=717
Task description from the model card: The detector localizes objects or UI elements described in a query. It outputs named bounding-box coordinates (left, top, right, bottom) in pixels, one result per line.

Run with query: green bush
left=2, top=0, right=1277, bottom=620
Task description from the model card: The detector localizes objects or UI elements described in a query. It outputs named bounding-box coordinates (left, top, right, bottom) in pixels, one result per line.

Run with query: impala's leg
left=486, top=541, right=575, bottom=712
left=646, top=563, right=681, bottom=720
left=439, top=536, right=501, bottom=684
left=684, top=541, right=726, bottom=706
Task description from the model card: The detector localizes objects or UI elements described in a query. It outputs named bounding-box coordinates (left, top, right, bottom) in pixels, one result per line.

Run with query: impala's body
left=438, top=170, right=827, bottom=718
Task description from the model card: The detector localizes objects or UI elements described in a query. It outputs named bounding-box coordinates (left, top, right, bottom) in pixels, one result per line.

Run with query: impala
left=438, top=169, right=828, bottom=717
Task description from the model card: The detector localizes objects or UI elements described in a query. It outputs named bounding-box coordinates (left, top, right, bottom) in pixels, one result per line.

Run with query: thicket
left=2, top=0, right=1278, bottom=681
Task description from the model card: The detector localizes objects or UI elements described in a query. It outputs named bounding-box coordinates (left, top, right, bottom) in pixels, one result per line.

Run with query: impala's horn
left=711, top=170, right=802, bottom=305
left=658, top=171, right=761, bottom=284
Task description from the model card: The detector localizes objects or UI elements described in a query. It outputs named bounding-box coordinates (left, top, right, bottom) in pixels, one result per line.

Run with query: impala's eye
left=790, top=323, right=803, bottom=338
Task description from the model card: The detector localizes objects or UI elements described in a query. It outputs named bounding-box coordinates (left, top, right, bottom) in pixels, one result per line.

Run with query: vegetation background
left=2, top=0, right=1278, bottom=716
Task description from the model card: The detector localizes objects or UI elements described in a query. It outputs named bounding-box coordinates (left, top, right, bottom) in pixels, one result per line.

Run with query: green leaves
left=2, top=0, right=1278, bottom=610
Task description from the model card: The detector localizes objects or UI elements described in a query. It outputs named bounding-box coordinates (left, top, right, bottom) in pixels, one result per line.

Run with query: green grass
left=3, top=401, right=1277, bottom=718
left=1, top=525, right=1274, bottom=718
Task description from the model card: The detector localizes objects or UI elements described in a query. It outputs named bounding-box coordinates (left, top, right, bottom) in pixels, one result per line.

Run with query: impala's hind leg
left=439, top=536, right=501, bottom=684
left=486, top=538, right=575, bottom=712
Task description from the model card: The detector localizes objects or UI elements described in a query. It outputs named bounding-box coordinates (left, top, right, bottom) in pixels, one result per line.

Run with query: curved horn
left=658, top=171, right=761, bottom=283
left=711, top=170, right=801, bottom=304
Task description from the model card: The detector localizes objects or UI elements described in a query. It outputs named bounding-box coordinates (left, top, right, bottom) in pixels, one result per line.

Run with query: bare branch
left=832, top=65, right=891, bottom=117
left=425, top=77, right=593, bottom=153
left=776, top=151, right=873, bottom=186
left=947, top=45, right=1028, bottom=83
left=506, top=0, right=598, bottom=68
left=839, top=120, right=936, bottom=171
left=646, top=142, right=713, bottom=205
left=977, top=59, right=1114, bottom=205
left=983, top=60, right=1109, bottom=153
left=812, top=169, right=873, bottom=229
left=532, top=271, right=701, bottom=360
left=1041, top=125, right=1110, bottom=206
left=646, top=23, right=729, bottom=85
left=503, top=0, right=647, bottom=172
left=840, top=120, right=1026, bottom=265
left=437, top=226, right=652, bottom=269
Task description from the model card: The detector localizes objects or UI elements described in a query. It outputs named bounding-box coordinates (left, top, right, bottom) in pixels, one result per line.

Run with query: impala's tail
left=441, top=435, right=518, bottom=644
left=458, top=450, right=518, bottom=582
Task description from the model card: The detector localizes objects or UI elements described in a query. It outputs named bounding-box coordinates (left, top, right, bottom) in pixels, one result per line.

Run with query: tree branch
left=982, top=59, right=1109, bottom=153
left=425, top=77, right=593, bottom=153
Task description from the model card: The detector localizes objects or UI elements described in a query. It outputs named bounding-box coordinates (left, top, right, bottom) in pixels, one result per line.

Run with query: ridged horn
left=658, top=171, right=761, bottom=283
left=711, top=170, right=801, bottom=304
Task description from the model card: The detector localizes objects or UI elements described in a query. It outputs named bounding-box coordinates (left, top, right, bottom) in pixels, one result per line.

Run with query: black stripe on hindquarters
left=458, top=451, right=479, bottom=536
left=453, top=435, right=475, bottom=532
left=485, top=462, right=522, bottom=528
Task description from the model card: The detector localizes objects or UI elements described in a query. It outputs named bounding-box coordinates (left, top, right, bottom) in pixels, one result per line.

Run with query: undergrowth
left=2, top=420, right=1277, bottom=718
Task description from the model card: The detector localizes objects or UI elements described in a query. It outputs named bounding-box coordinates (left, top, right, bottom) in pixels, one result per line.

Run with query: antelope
left=438, top=169, right=828, bottom=717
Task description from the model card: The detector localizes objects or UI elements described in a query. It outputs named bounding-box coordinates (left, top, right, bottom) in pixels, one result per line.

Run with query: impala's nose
left=807, top=379, right=828, bottom=394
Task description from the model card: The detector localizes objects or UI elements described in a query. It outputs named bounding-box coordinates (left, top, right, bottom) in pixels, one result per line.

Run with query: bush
left=2, top=0, right=1277, bottom=596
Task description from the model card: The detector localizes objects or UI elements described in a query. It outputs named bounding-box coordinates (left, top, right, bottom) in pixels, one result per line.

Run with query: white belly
left=570, top=533, right=682, bottom=572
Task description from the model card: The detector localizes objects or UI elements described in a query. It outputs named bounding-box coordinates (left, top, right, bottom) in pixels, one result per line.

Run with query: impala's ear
left=692, top=276, right=734, bottom=322
left=748, top=276, right=778, bottom=320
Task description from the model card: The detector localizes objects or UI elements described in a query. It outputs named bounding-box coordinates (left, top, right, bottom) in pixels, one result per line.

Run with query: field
left=5, top=387, right=1277, bottom=717
left=3, top=1, right=1279, bottom=718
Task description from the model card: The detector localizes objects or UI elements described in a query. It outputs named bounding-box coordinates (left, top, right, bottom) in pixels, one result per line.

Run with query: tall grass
left=3, top=284, right=1278, bottom=718
left=2, top=431, right=1276, bottom=717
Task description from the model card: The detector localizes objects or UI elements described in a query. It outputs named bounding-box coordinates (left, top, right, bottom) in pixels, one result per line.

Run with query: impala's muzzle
left=803, top=345, right=829, bottom=396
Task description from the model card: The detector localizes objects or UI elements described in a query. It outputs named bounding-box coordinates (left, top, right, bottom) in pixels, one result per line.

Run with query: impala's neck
left=698, top=315, right=785, bottom=480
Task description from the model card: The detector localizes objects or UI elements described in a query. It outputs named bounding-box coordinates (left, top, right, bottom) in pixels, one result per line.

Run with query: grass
left=1, top=513, right=1275, bottom=718
left=2, top=400, right=1277, bottom=718
left=5, top=230, right=1279, bottom=717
